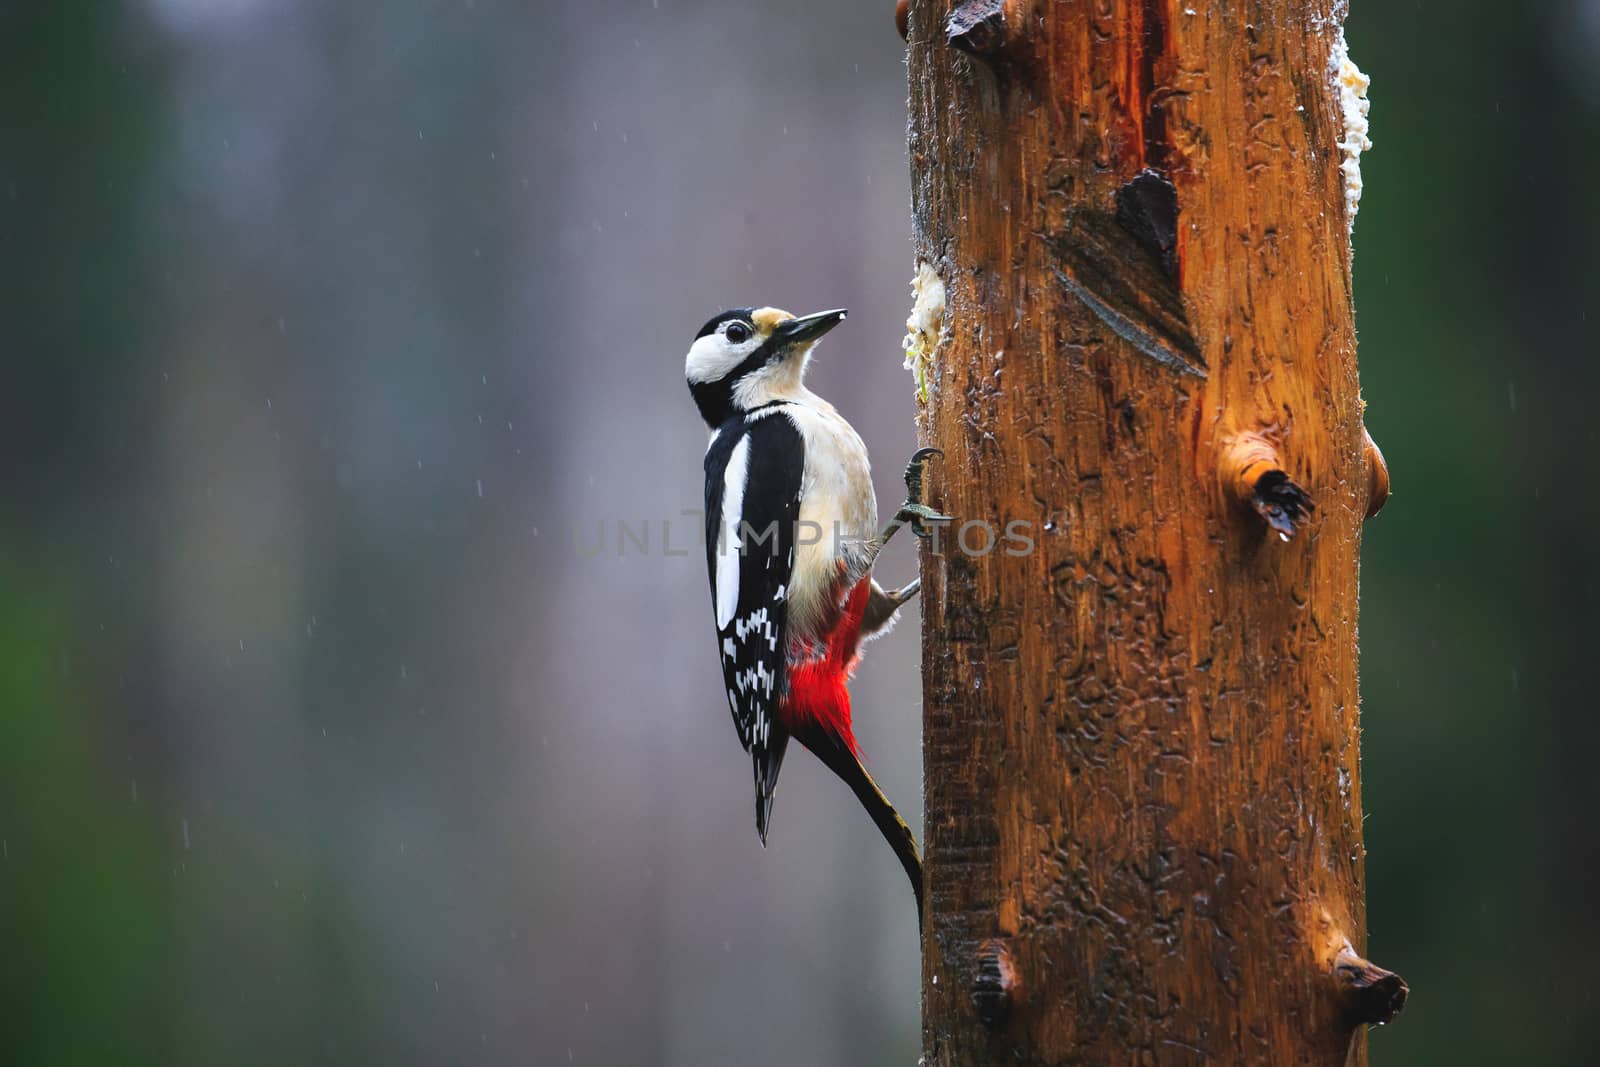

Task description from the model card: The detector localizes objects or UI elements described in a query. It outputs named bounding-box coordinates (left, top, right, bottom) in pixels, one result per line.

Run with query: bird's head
left=685, top=306, right=846, bottom=427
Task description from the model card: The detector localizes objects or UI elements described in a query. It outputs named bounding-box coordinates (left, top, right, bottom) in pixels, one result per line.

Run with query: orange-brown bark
left=907, top=1, right=1402, bottom=1062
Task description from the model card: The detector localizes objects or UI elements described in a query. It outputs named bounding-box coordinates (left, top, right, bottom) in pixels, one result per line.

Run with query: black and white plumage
left=687, top=307, right=884, bottom=834
left=702, top=407, right=804, bottom=838
left=684, top=303, right=928, bottom=916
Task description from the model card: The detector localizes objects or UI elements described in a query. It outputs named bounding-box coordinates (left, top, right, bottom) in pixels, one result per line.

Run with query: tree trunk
left=907, top=1, right=1405, bottom=1063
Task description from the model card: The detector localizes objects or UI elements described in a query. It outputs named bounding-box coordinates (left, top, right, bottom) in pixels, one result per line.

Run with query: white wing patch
left=714, top=435, right=751, bottom=629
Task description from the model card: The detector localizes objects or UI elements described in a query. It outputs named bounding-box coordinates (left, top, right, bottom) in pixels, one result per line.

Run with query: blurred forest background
left=2, top=1, right=1596, bottom=1064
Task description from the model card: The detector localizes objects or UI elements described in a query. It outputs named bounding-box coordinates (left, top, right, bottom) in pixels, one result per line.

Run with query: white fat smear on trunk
left=903, top=262, right=946, bottom=402
left=1331, top=27, right=1372, bottom=237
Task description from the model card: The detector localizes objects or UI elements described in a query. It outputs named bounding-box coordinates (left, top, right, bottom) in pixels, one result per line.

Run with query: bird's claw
left=878, top=448, right=949, bottom=545
left=903, top=447, right=943, bottom=504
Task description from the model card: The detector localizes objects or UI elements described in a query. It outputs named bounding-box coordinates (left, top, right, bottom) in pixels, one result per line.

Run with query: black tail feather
left=795, top=727, right=924, bottom=924
left=754, top=730, right=790, bottom=846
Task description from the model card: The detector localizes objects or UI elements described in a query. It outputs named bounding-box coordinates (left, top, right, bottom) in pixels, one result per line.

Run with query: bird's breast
left=782, top=403, right=876, bottom=644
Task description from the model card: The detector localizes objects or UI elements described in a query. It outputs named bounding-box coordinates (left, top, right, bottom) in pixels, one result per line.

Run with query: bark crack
left=1052, top=266, right=1205, bottom=378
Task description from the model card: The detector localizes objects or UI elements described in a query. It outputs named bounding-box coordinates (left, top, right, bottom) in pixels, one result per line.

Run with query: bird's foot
left=860, top=578, right=920, bottom=638
left=885, top=447, right=950, bottom=542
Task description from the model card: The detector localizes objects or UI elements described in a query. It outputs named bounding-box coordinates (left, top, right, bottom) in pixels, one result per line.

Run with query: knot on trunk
left=1362, top=425, right=1390, bottom=519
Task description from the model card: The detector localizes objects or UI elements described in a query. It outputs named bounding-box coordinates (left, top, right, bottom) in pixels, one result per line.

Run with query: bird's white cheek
left=685, top=335, right=758, bottom=384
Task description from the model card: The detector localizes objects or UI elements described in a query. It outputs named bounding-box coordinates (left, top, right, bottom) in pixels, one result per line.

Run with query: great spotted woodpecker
left=685, top=305, right=944, bottom=917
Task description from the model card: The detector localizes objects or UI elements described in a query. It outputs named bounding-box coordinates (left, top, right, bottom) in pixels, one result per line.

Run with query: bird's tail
left=754, top=730, right=790, bottom=846
left=796, top=725, right=924, bottom=924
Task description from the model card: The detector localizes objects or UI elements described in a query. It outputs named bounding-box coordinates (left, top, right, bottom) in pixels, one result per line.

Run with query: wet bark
left=907, top=1, right=1403, bottom=1063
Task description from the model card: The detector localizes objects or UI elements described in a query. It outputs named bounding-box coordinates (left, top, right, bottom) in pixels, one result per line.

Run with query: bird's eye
left=725, top=322, right=751, bottom=344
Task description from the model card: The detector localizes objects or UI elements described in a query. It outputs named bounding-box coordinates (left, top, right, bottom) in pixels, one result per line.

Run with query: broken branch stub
left=1219, top=431, right=1314, bottom=541
left=944, top=0, right=1039, bottom=74
left=1335, top=946, right=1409, bottom=1027
left=945, top=0, right=1007, bottom=59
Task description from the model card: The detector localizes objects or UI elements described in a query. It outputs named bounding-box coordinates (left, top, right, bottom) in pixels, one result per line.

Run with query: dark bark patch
left=971, top=939, right=1018, bottom=1030
left=1115, top=169, right=1180, bottom=281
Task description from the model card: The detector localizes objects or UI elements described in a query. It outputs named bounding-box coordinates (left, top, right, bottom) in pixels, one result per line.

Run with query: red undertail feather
left=778, top=577, right=872, bottom=758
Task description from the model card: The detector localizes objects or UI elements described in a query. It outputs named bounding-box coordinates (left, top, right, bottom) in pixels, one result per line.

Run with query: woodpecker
left=685, top=304, right=945, bottom=918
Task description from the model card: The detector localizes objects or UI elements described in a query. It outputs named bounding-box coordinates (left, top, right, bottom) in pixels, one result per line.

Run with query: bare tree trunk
left=906, top=1, right=1405, bottom=1063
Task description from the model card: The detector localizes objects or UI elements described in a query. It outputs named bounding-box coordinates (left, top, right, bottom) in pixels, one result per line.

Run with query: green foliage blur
left=2, top=2, right=1595, bottom=1064
left=1351, top=5, right=1599, bottom=1064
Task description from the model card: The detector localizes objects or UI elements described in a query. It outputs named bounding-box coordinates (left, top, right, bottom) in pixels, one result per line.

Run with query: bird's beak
left=772, top=308, right=847, bottom=349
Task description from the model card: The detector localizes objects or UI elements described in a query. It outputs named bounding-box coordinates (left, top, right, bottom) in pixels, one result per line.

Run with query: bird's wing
left=704, top=411, right=803, bottom=841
